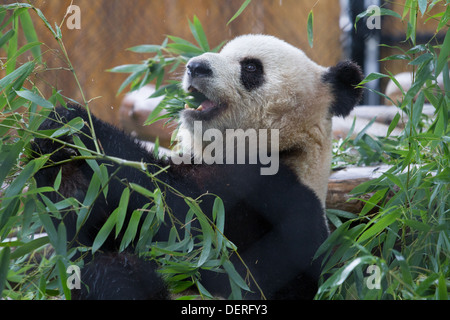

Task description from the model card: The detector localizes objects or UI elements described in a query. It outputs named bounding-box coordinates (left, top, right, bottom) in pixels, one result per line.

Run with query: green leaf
left=39, top=211, right=58, bottom=246
left=92, top=210, right=117, bottom=254
left=19, top=9, right=41, bottom=62
left=129, top=183, right=155, bottom=198
left=418, top=0, right=428, bottom=16
left=55, top=222, right=67, bottom=256
left=196, top=281, right=214, bottom=299
left=5, top=41, right=42, bottom=65
left=359, top=72, right=389, bottom=85
left=166, top=43, right=204, bottom=55
left=392, top=250, right=413, bottom=287
left=436, top=28, right=450, bottom=76
left=359, top=188, right=388, bottom=216
left=436, top=5, right=450, bottom=32
left=307, top=10, right=314, bottom=48
left=437, top=273, right=448, bottom=300
left=15, top=88, right=53, bottom=109
left=107, top=64, right=148, bottom=73
left=357, top=210, right=401, bottom=243
left=2, top=156, right=37, bottom=198
left=383, top=172, right=406, bottom=191
left=54, top=168, right=62, bottom=191
left=6, top=14, right=18, bottom=75
left=76, top=170, right=101, bottom=232
left=0, top=247, right=10, bottom=298
left=56, top=258, right=70, bottom=299
left=408, top=52, right=432, bottom=66
left=189, top=16, right=209, bottom=52
left=0, top=61, right=34, bottom=90
left=154, top=188, right=165, bottom=222
left=212, top=197, right=225, bottom=251
left=127, top=44, right=163, bottom=53
left=115, top=187, right=130, bottom=238
left=119, top=210, right=142, bottom=252
left=401, top=219, right=431, bottom=233
left=50, top=116, right=84, bottom=138
left=227, top=0, right=251, bottom=25
left=318, top=256, right=376, bottom=295
left=386, top=112, right=401, bottom=137
left=223, top=260, right=250, bottom=291
left=185, top=198, right=213, bottom=267
left=0, top=29, right=15, bottom=48
left=115, top=69, right=146, bottom=95
left=9, top=236, right=49, bottom=260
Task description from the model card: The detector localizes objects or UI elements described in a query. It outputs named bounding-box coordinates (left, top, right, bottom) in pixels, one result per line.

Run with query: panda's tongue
left=198, top=100, right=215, bottom=111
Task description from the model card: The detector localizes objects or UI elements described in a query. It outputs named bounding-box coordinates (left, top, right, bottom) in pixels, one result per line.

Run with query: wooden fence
left=3, top=0, right=342, bottom=125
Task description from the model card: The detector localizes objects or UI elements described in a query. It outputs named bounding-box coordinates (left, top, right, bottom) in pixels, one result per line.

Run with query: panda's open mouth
left=184, top=86, right=226, bottom=114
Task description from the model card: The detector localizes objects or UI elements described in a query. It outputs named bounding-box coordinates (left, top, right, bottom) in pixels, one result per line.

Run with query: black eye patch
left=240, top=58, right=265, bottom=91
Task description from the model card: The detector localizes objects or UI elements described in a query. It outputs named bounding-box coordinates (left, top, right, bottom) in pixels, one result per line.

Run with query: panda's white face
left=180, top=34, right=333, bottom=153
left=178, top=34, right=363, bottom=203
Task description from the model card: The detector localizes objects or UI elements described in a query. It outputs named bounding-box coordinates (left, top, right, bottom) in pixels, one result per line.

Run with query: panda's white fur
left=178, top=34, right=359, bottom=206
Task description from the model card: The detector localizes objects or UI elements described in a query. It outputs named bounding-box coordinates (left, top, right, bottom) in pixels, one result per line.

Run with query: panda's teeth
left=184, top=104, right=190, bottom=109
left=196, top=105, right=204, bottom=111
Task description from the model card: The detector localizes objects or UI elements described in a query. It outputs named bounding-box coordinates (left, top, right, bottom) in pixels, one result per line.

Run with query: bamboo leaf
left=318, top=256, right=376, bottom=295
left=0, top=29, right=15, bottom=48
left=15, top=88, right=53, bottom=109
left=107, top=64, right=148, bottom=73
left=127, top=44, right=163, bottom=53
left=307, top=10, right=314, bottom=48
left=437, top=273, right=448, bottom=300
left=115, top=187, right=130, bottom=238
left=92, top=210, right=117, bottom=254
left=5, top=41, right=42, bottom=65
left=18, top=9, right=41, bottom=62
left=119, top=210, right=142, bottom=252
left=392, top=250, right=413, bottom=287
left=0, top=247, right=11, bottom=298
left=56, top=258, right=70, bottom=299
left=55, top=222, right=67, bottom=256
left=436, top=28, right=450, bottom=76
left=129, top=183, right=155, bottom=198
left=185, top=198, right=213, bottom=267
left=386, top=112, right=401, bottom=137
left=0, top=61, right=34, bottom=90
left=223, top=260, right=250, bottom=291
left=359, top=72, right=389, bottom=85
left=54, top=168, right=62, bottom=191
left=50, top=116, right=84, bottom=138
left=189, top=16, right=209, bottom=52
left=418, top=0, right=428, bottom=16
left=9, top=236, right=49, bottom=260
left=357, top=210, right=401, bottom=243
left=227, top=0, right=251, bottom=25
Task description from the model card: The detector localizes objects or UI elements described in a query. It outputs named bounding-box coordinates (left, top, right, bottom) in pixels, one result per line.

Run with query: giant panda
left=32, top=34, right=363, bottom=300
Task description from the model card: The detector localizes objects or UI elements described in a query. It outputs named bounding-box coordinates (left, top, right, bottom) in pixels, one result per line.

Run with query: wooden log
left=326, top=165, right=391, bottom=213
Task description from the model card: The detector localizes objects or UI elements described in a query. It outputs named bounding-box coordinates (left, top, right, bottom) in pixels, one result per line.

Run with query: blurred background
left=1, top=0, right=446, bottom=130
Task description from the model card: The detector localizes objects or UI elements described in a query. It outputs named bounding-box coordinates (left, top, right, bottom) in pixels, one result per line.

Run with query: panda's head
left=179, top=34, right=363, bottom=156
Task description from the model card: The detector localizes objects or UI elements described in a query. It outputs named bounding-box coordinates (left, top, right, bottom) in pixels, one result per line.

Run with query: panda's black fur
left=32, top=105, right=328, bottom=300
left=323, top=61, right=364, bottom=117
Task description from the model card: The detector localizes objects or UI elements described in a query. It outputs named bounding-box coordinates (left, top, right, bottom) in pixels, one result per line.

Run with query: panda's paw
left=32, top=131, right=80, bottom=163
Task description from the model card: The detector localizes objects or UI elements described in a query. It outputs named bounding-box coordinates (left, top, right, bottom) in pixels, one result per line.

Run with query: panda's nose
left=187, top=61, right=212, bottom=78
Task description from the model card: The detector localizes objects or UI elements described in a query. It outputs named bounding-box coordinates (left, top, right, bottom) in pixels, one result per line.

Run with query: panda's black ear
left=322, top=61, right=364, bottom=117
